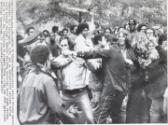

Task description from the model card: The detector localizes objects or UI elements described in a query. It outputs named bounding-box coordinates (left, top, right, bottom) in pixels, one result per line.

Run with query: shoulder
left=39, top=72, right=56, bottom=87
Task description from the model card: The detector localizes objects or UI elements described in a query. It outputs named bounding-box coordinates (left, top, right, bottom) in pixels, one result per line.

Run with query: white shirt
left=74, top=34, right=94, bottom=85
left=74, top=34, right=93, bottom=51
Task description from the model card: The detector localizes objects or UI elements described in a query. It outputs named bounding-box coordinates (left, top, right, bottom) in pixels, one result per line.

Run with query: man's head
left=30, top=44, right=50, bottom=65
left=104, top=28, right=112, bottom=36
left=19, top=30, right=44, bottom=53
left=26, top=27, right=35, bottom=36
left=146, top=41, right=155, bottom=50
left=137, top=24, right=147, bottom=33
left=92, top=34, right=102, bottom=45
left=128, top=19, right=137, bottom=32
left=60, top=38, right=70, bottom=50
left=117, top=32, right=127, bottom=46
left=118, top=27, right=125, bottom=33
left=70, top=25, right=78, bottom=34
left=52, top=26, right=59, bottom=33
left=146, top=28, right=156, bottom=39
left=43, top=30, right=50, bottom=38
left=76, top=23, right=89, bottom=38
left=62, top=28, right=68, bottom=37
left=153, top=25, right=164, bottom=37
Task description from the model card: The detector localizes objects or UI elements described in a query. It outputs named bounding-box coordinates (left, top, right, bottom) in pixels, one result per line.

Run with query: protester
left=74, top=31, right=134, bottom=123
left=51, top=25, right=61, bottom=44
left=26, top=27, right=35, bottom=36
left=52, top=37, right=95, bottom=124
left=145, top=34, right=167, bottom=123
left=17, top=17, right=167, bottom=124
left=126, top=32, right=151, bottom=123
left=18, top=44, right=76, bottom=124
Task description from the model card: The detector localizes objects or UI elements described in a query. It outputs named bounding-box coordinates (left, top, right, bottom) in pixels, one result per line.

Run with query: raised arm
left=51, top=55, right=72, bottom=69
left=77, top=47, right=112, bottom=59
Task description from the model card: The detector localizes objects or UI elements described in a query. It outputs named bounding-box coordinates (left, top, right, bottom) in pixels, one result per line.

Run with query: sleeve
left=44, top=77, right=63, bottom=113
left=156, top=46, right=167, bottom=64
left=44, top=77, right=76, bottom=123
left=77, top=47, right=111, bottom=59
left=51, top=55, right=72, bottom=69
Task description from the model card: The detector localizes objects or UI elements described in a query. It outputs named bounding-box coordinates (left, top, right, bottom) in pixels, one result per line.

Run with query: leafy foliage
left=17, top=0, right=167, bottom=32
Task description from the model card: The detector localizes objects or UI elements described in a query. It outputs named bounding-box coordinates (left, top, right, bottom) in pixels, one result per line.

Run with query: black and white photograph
left=16, top=0, right=167, bottom=124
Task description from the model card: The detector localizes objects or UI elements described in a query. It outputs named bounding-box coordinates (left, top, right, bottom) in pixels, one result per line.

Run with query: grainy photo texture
left=16, top=0, right=167, bottom=124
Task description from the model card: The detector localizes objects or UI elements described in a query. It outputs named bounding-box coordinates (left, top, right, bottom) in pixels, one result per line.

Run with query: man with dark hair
left=76, top=23, right=89, bottom=36
left=18, top=44, right=76, bottom=124
left=137, top=23, right=148, bottom=33
left=43, top=30, right=50, bottom=38
left=52, top=26, right=59, bottom=33
left=26, top=27, right=35, bottom=36
left=62, top=28, right=69, bottom=37
left=128, top=18, right=137, bottom=33
left=52, top=37, right=95, bottom=124
left=18, top=30, right=42, bottom=76
left=51, top=25, right=60, bottom=44
left=68, top=25, right=78, bottom=49
left=74, top=23, right=91, bottom=51
left=104, top=28, right=112, bottom=36
left=70, top=25, right=78, bottom=34
left=127, top=19, right=138, bottom=47
left=71, top=38, right=131, bottom=123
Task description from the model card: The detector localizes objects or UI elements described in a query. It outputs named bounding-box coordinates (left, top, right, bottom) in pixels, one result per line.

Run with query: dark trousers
left=126, top=87, right=151, bottom=123
left=94, top=87, right=125, bottom=124
left=150, top=97, right=167, bottom=123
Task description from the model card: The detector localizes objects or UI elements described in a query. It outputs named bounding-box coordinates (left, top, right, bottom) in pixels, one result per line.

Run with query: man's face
left=82, top=28, right=89, bottom=38
left=147, top=42, right=155, bottom=50
left=146, top=29, right=154, bottom=39
left=118, top=33, right=126, bottom=46
left=60, top=39, right=69, bottom=50
left=129, top=20, right=136, bottom=32
left=28, top=29, right=35, bottom=36
left=105, top=29, right=111, bottom=36
left=63, top=30, right=68, bottom=36
left=154, top=26, right=164, bottom=37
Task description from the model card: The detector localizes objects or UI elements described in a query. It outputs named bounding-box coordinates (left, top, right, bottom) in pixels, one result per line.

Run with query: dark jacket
left=18, top=67, right=75, bottom=124
left=77, top=45, right=128, bottom=95
left=145, top=46, right=167, bottom=99
left=129, top=45, right=167, bottom=98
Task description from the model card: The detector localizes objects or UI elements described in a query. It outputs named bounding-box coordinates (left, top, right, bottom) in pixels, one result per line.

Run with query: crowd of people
left=17, top=18, right=167, bottom=124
